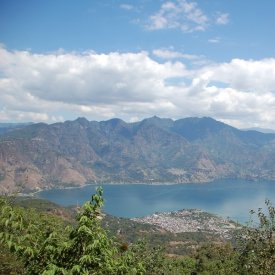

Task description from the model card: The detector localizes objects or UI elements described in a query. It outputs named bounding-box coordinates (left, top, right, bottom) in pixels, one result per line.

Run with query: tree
left=236, top=199, right=275, bottom=275
left=193, top=243, right=238, bottom=275
left=0, top=188, right=165, bottom=274
left=0, top=195, right=68, bottom=274
left=2, top=189, right=273, bottom=274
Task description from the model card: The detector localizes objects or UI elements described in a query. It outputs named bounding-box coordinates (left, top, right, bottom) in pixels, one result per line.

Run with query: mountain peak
left=102, top=118, right=126, bottom=126
left=173, top=117, right=235, bottom=141
left=140, top=116, right=174, bottom=129
left=75, top=117, right=89, bottom=124
left=1, top=116, right=275, bottom=193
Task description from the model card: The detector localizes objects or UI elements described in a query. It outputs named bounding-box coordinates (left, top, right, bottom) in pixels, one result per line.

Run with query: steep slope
left=0, top=116, right=275, bottom=193
left=172, top=117, right=275, bottom=179
left=0, top=122, right=33, bottom=136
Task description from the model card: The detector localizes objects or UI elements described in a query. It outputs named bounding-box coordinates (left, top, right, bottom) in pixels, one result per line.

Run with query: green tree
left=0, top=242, right=25, bottom=274
left=0, top=188, right=167, bottom=274
left=3, top=188, right=273, bottom=274
left=193, top=243, right=238, bottom=275
left=236, top=199, right=275, bottom=275
left=0, top=196, right=68, bottom=274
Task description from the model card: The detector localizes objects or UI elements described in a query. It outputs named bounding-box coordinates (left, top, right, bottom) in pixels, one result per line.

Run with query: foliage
left=102, top=213, right=227, bottom=257
left=0, top=188, right=166, bottom=274
left=42, top=187, right=149, bottom=274
left=1, top=190, right=275, bottom=274
left=192, top=200, right=275, bottom=275
left=236, top=199, right=275, bottom=275
left=193, top=243, right=238, bottom=275
left=0, top=196, right=68, bottom=274
left=0, top=243, right=25, bottom=274
left=162, top=256, right=196, bottom=275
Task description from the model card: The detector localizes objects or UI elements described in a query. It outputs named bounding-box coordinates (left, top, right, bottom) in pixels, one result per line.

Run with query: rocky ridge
left=0, top=116, right=275, bottom=193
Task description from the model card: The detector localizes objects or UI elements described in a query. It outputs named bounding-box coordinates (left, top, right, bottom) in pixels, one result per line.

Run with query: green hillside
left=1, top=189, right=274, bottom=274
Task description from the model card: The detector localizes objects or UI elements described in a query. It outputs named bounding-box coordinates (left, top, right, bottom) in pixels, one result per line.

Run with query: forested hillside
left=0, top=189, right=274, bottom=274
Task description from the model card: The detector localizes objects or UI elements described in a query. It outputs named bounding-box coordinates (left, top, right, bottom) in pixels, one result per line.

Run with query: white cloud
left=0, top=46, right=275, bottom=129
left=147, top=0, right=208, bottom=32
left=0, top=46, right=187, bottom=122
left=207, top=58, right=275, bottom=93
left=153, top=48, right=201, bottom=60
left=185, top=58, right=275, bottom=128
left=120, top=4, right=134, bottom=11
left=208, top=37, right=221, bottom=44
left=146, top=0, right=229, bottom=33
left=216, top=12, right=229, bottom=25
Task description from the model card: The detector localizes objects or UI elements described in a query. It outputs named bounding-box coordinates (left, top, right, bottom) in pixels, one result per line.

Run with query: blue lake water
left=36, top=179, right=275, bottom=223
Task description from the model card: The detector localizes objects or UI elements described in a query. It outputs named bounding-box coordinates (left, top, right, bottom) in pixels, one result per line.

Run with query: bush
left=236, top=199, right=275, bottom=275
left=193, top=243, right=238, bottom=275
left=0, top=188, right=167, bottom=274
left=1, top=190, right=274, bottom=274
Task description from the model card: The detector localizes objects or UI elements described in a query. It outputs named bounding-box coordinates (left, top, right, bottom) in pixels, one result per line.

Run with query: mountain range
left=0, top=116, right=275, bottom=193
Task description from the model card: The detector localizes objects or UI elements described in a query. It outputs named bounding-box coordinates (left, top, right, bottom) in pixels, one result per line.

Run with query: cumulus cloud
left=187, top=59, right=275, bottom=128
left=0, top=46, right=275, bottom=129
left=206, top=58, right=275, bottom=93
left=0, top=46, right=187, bottom=122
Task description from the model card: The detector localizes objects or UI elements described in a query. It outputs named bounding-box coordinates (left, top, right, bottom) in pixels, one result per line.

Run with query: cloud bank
left=0, top=46, right=275, bottom=129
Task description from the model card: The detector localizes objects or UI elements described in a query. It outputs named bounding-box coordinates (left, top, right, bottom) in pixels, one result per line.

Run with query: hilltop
left=0, top=116, right=275, bottom=193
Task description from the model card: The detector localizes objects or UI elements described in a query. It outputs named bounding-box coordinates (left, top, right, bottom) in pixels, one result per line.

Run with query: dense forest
left=0, top=188, right=274, bottom=274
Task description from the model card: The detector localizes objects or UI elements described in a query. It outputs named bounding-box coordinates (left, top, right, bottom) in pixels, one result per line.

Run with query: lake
left=36, top=179, right=275, bottom=223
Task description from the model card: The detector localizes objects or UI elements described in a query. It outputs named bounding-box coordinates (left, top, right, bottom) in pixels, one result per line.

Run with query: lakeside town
left=132, top=209, right=240, bottom=240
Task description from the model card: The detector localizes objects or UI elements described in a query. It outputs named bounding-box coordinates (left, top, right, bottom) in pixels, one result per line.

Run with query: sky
left=0, top=0, right=275, bottom=129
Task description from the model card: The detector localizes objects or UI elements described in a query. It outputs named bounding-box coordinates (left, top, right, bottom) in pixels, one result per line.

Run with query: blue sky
left=0, top=0, right=275, bottom=129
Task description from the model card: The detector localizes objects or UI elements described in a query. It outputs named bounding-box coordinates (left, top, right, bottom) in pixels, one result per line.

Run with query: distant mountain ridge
left=0, top=116, right=275, bottom=193
left=242, top=127, right=275, bottom=134
left=0, top=122, right=33, bottom=136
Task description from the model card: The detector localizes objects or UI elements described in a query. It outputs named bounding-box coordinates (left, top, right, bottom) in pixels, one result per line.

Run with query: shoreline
left=14, top=180, right=275, bottom=225
left=17, top=177, right=275, bottom=197
left=18, top=180, right=219, bottom=197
